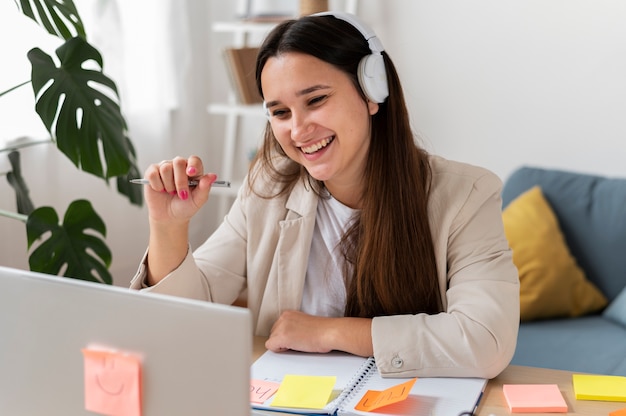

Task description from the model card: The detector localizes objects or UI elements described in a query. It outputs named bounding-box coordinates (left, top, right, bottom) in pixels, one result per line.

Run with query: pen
left=129, top=178, right=231, bottom=187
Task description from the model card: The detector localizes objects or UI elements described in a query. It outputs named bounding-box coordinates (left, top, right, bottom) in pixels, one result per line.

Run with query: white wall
left=2, top=0, right=625, bottom=286
left=358, top=0, right=626, bottom=180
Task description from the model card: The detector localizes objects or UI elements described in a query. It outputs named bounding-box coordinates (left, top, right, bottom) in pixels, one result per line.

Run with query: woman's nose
left=290, top=112, right=313, bottom=141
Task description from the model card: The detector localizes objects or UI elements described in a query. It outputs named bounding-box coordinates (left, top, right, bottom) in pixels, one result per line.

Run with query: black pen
left=128, top=178, right=231, bottom=187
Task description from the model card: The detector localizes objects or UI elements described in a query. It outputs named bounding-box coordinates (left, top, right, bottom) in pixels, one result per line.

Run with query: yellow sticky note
left=573, top=374, right=626, bottom=402
left=270, top=374, right=336, bottom=410
left=355, top=378, right=417, bottom=412
left=82, top=348, right=142, bottom=416
left=250, top=379, right=281, bottom=404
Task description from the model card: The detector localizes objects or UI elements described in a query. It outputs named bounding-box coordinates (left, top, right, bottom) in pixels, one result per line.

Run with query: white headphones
left=313, top=11, right=389, bottom=104
left=262, top=12, right=389, bottom=119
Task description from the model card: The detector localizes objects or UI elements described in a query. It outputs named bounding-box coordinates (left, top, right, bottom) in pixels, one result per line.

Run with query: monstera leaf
left=28, top=37, right=132, bottom=179
left=26, top=200, right=112, bottom=285
left=16, top=0, right=86, bottom=40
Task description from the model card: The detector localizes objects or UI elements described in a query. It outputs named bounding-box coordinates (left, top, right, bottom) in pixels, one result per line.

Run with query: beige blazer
left=130, top=155, right=520, bottom=378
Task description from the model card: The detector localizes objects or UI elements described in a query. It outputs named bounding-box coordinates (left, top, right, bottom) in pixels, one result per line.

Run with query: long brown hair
left=252, top=15, right=442, bottom=317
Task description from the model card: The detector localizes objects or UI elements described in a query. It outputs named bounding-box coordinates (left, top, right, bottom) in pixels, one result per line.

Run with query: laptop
left=0, top=265, right=252, bottom=416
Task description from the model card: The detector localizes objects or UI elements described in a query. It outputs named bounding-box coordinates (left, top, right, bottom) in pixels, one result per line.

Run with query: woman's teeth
left=302, top=136, right=334, bottom=154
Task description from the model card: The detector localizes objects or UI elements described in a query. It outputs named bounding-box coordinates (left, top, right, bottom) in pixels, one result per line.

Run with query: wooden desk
left=253, top=337, right=625, bottom=415
left=480, top=365, right=625, bottom=415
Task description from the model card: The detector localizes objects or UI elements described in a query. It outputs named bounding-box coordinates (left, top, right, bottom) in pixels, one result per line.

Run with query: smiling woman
left=129, top=11, right=519, bottom=381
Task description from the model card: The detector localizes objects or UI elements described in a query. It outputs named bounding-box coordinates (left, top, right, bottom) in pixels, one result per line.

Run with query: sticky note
left=355, top=377, right=417, bottom=412
left=82, top=348, right=142, bottom=416
left=502, top=384, right=567, bottom=413
left=270, top=374, right=336, bottom=409
left=573, top=374, right=626, bottom=402
left=250, top=379, right=280, bottom=404
left=610, top=408, right=626, bottom=416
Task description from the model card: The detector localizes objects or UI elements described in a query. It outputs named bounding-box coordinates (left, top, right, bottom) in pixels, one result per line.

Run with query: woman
left=131, top=12, right=519, bottom=378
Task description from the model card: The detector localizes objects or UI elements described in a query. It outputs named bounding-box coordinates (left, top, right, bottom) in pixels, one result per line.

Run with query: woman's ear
left=367, top=100, right=380, bottom=116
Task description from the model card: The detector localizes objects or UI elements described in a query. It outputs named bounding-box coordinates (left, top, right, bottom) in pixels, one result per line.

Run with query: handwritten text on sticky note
left=82, top=348, right=142, bottom=416
left=250, top=379, right=281, bottom=404
left=270, top=374, right=336, bottom=409
left=355, top=378, right=417, bottom=412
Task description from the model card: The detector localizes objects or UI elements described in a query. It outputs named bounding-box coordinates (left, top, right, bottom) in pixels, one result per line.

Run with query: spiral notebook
left=251, top=350, right=487, bottom=416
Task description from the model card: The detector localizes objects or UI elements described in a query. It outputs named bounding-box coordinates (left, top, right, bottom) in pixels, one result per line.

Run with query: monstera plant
left=0, top=0, right=142, bottom=285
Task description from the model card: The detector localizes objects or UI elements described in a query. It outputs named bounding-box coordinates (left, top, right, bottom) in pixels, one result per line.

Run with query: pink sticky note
left=503, top=384, right=567, bottom=413
left=250, top=379, right=281, bottom=404
left=82, top=348, right=142, bottom=416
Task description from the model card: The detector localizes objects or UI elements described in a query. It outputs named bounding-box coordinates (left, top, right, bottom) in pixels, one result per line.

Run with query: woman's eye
left=308, top=95, right=327, bottom=105
left=272, top=109, right=288, bottom=118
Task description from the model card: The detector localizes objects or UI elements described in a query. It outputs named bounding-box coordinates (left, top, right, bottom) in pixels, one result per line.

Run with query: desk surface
left=252, top=337, right=625, bottom=416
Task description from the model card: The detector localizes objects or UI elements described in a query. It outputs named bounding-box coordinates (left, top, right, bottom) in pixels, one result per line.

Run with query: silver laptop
left=0, top=265, right=252, bottom=416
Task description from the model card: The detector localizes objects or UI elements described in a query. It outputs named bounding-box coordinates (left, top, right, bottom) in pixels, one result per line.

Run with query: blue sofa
left=502, top=166, right=626, bottom=376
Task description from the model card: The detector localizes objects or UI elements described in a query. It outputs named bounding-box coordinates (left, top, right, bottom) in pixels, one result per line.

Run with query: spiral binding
left=335, top=357, right=377, bottom=413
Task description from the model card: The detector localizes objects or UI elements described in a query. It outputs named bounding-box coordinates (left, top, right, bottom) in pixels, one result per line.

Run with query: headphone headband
left=312, top=11, right=385, bottom=54
left=311, top=11, right=389, bottom=103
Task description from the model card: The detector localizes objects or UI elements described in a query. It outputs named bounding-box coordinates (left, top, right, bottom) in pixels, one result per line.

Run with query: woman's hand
left=142, top=155, right=218, bottom=224
left=142, top=155, right=220, bottom=286
left=266, top=310, right=374, bottom=357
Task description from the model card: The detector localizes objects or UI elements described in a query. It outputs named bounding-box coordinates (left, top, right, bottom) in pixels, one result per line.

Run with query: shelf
left=212, top=21, right=282, bottom=35
left=207, top=103, right=265, bottom=117
left=209, top=18, right=278, bottom=219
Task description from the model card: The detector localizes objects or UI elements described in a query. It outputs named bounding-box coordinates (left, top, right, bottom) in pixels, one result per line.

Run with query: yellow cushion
left=502, top=186, right=608, bottom=321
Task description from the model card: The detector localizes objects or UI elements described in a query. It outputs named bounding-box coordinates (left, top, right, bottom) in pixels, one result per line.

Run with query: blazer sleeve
left=128, top=188, right=249, bottom=306
left=371, top=166, right=520, bottom=379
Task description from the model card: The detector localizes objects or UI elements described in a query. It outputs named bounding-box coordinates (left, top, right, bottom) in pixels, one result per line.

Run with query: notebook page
left=338, top=365, right=487, bottom=416
left=251, top=350, right=373, bottom=415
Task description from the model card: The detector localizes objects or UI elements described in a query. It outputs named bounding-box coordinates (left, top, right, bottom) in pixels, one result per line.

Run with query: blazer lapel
left=275, top=182, right=318, bottom=311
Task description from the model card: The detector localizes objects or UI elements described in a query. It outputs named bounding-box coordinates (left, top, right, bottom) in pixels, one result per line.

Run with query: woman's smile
left=301, top=135, right=335, bottom=155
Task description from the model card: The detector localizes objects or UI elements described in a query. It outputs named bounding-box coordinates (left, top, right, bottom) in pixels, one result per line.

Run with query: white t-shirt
left=301, top=195, right=357, bottom=317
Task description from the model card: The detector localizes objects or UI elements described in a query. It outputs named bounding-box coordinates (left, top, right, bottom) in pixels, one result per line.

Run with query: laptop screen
left=0, top=265, right=252, bottom=416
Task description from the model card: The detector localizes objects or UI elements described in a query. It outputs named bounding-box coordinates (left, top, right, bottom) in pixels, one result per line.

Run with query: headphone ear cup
left=357, top=53, right=389, bottom=104
left=262, top=101, right=270, bottom=120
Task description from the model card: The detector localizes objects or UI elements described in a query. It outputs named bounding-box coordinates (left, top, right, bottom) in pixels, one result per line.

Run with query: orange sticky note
left=250, top=379, right=280, bottom=404
left=82, top=348, right=142, bottom=416
left=355, top=377, right=417, bottom=412
left=270, top=374, right=336, bottom=409
left=610, top=408, right=626, bottom=416
left=502, top=384, right=567, bottom=413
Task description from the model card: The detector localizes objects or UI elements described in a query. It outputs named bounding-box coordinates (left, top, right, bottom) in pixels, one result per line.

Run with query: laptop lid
left=0, top=265, right=252, bottom=416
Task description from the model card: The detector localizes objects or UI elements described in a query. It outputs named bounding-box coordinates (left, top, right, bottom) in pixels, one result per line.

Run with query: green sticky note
left=270, top=374, right=337, bottom=410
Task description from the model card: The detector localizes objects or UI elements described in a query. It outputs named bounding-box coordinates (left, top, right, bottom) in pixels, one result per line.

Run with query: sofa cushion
left=511, top=315, right=626, bottom=376
left=502, top=167, right=626, bottom=302
left=603, top=286, right=626, bottom=328
left=502, top=186, right=607, bottom=321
